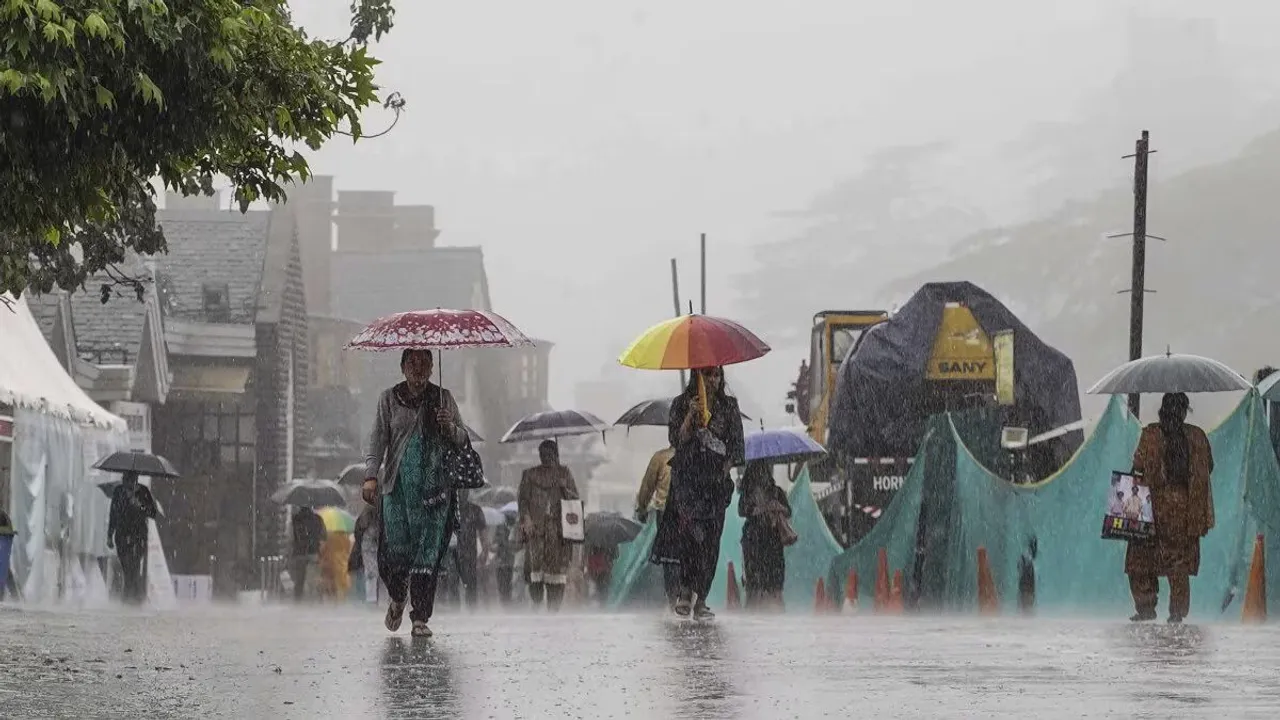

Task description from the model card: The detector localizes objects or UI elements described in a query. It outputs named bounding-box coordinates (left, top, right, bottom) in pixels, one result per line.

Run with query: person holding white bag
left=517, top=440, right=580, bottom=611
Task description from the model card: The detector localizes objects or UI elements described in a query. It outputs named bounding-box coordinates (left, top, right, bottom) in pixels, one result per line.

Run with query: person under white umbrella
left=1088, top=350, right=1242, bottom=624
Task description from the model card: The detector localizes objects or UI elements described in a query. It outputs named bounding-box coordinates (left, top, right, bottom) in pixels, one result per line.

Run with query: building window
left=202, top=283, right=231, bottom=322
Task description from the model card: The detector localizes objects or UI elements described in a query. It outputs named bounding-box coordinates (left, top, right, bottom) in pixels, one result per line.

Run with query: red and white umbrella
left=345, top=308, right=534, bottom=351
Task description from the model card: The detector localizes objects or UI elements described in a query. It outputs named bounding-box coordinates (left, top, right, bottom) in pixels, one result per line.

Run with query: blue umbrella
left=742, top=428, right=827, bottom=466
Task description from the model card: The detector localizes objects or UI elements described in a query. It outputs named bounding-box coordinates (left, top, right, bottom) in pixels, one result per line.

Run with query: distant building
left=33, top=190, right=310, bottom=595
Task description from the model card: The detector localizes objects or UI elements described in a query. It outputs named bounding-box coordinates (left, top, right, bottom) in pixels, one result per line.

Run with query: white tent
left=1, top=293, right=132, bottom=603
left=0, top=294, right=124, bottom=429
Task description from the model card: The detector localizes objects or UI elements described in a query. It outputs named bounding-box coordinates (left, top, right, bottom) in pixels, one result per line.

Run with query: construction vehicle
left=785, top=310, right=889, bottom=447
left=787, top=285, right=1083, bottom=547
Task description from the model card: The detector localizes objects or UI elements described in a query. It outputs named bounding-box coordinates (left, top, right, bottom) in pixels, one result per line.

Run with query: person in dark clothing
left=738, top=462, right=792, bottom=610
left=291, top=507, right=325, bottom=601
left=453, top=496, right=487, bottom=608
left=493, top=514, right=517, bottom=605
left=107, top=471, right=158, bottom=604
left=650, top=367, right=745, bottom=620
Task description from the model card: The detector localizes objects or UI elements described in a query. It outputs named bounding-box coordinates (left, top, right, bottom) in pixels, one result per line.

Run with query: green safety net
left=829, top=391, right=1280, bottom=618
left=781, top=467, right=845, bottom=608
left=607, top=467, right=845, bottom=610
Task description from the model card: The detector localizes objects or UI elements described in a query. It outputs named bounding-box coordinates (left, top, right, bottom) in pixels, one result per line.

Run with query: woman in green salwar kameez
left=363, top=349, right=469, bottom=637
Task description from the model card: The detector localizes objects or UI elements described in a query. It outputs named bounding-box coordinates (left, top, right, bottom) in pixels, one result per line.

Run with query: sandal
left=385, top=600, right=406, bottom=632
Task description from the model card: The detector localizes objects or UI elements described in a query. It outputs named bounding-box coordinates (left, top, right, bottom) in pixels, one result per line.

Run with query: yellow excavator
left=786, top=310, right=890, bottom=446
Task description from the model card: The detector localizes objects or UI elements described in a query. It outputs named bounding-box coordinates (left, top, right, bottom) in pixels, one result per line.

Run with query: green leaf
left=43, top=226, right=61, bottom=246
left=134, top=71, right=163, bottom=107
left=94, top=84, right=114, bottom=108
left=0, top=68, right=25, bottom=93
left=83, top=12, right=108, bottom=38
left=33, top=0, right=58, bottom=21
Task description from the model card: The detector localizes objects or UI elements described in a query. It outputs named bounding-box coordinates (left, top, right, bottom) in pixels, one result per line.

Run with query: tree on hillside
left=0, top=0, right=402, bottom=299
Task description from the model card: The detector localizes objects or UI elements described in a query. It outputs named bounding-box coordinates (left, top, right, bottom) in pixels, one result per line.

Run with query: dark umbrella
left=614, top=397, right=752, bottom=429
left=584, top=512, right=643, bottom=547
left=338, top=463, right=367, bottom=486
left=93, top=451, right=180, bottom=478
left=500, top=410, right=610, bottom=444
left=271, top=479, right=346, bottom=508
left=96, top=481, right=165, bottom=516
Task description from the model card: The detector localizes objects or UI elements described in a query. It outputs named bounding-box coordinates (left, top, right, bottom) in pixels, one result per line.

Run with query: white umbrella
left=500, top=501, right=518, bottom=516
left=1088, top=352, right=1250, bottom=395
left=481, top=506, right=506, bottom=527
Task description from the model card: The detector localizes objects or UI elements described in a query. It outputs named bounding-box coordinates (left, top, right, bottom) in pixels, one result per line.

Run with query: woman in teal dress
left=363, top=349, right=469, bottom=637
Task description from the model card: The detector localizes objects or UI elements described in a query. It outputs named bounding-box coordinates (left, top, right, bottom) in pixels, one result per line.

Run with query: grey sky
left=292, top=0, right=1280, bottom=420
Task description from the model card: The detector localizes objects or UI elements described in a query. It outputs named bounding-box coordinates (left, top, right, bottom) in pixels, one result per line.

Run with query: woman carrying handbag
left=517, top=440, right=581, bottom=611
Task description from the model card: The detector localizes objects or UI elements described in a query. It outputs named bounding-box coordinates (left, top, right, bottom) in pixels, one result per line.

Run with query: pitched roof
left=153, top=209, right=272, bottom=324
left=25, top=291, right=64, bottom=346
left=329, top=246, right=490, bottom=323
left=64, top=254, right=153, bottom=363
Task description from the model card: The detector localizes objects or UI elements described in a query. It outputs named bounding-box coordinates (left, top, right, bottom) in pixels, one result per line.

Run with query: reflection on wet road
left=3, top=604, right=1280, bottom=718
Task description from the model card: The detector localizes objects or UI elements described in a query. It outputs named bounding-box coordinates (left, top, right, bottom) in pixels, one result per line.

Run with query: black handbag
left=441, top=438, right=486, bottom=490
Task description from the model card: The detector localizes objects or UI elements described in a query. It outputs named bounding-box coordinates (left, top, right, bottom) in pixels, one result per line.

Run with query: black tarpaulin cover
left=828, top=281, right=1083, bottom=468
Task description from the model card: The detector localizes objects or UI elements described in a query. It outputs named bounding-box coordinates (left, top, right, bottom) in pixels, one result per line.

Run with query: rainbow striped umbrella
left=316, top=506, right=355, bottom=534
left=618, top=314, right=770, bottom=371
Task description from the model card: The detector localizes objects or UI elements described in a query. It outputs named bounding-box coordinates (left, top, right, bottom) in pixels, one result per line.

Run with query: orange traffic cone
left=815, top=577, right=829, bottom=613
left=1243, top=534, right=1267, bottom=624
left=888, top=569, right=904, bottom=613
left=726, top=561, right=742, bottom=611
left=874, top=548, right=890, bottom=612
left=845, top=570, right=859, bottom=612
left=977, top=546, right=999, bottom=615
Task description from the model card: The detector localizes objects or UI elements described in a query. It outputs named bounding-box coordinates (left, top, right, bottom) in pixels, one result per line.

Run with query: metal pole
left=1128, top=130, right=1150, bottom=419
left=699, top=233, right=707, bottom=315
left=671, top=258, right=687, bottom=389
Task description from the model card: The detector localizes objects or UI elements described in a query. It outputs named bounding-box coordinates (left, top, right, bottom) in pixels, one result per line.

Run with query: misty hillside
left=884, top=127, right=1280, bottom=420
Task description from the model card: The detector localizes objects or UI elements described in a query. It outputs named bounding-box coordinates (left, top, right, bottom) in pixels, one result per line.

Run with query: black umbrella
left=500, top=409, right=610, bottom=443
left=584, top=511, right=642, bottom=547
left=96, top=481, right=165, bottom=516
left=93, top=451, right=180, bottom=478
left=614, top=397, right=752, bottom=429
left=338, top=463, right=367, bottom=486
left=271, top=479, right=346, bottom=508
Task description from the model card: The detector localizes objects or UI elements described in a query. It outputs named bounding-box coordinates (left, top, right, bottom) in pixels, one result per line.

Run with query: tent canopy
left=0, top=294, right=124, bottom=430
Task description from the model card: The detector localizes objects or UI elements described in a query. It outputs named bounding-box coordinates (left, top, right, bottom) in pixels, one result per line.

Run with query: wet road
left=3, top=603, right=1280, bottom=718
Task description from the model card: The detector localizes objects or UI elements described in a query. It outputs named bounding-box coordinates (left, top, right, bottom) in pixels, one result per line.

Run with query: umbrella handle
left=697, top=372, right=711, bottom=427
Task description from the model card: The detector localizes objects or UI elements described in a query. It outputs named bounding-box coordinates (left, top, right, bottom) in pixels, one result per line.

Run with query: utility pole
left=671, top=258, right=687, bottom=388
left=1126, top=130, right=1151, bottom=418
left=699, top=233, right=707, bottom=314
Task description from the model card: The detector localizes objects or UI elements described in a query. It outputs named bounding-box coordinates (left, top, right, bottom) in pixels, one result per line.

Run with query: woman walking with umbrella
left=516, top=440, right=581, bottom=611
left=738, top=462, right=795, bottom=610
left=1088, top=351, right=1244, bottom=622
left=652, top=368, right=745, bottom=619
left=619, top=313, right=768, bottom=619
left=1126, top=392, right=1215, bottom=623
left=349, top=307, right=531, bottom=635
left=363, top=349, right=470, bottom=637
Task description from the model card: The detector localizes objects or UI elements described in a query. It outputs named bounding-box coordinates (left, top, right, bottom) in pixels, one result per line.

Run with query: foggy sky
left=291, top=0, right=1280, bottom=424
